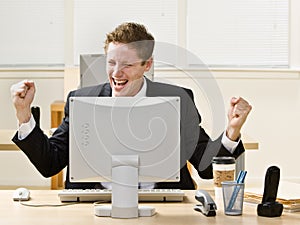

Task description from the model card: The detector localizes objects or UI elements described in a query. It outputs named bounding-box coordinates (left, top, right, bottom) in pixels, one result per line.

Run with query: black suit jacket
left=13, top=78, right=244, bottom=190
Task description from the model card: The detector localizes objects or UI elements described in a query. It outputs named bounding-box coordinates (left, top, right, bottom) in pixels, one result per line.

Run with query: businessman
left=11, top=22, right=252, bottom=189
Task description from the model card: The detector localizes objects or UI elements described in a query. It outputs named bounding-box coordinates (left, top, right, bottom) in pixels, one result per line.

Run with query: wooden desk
left=0, top=130, right=19, bottom=151
left=242, top=134, right=259, bottom=150
left=0, top=190, right=298, bottom=224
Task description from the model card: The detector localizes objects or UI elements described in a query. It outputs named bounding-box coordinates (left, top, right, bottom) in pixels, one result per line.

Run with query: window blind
left=0, top=0, right=64, bottom=66
left=187, top=0, right=289, bottom=68
left=74, top=0, right=177, bottom=65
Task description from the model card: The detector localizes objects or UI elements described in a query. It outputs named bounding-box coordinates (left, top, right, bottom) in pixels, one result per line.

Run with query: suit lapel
left=85, top=83, right=111, bottom=97
left=99, top=83, right=112, bottom=96
left=145, top=78, right=155, bottom=97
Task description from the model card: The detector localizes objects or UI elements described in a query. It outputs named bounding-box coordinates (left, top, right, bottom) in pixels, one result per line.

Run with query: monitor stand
left=94, top=155, right=156, bottom=218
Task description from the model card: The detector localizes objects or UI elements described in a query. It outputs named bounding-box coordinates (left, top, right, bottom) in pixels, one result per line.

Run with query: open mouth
left=112, top=78, right=128, bottom=87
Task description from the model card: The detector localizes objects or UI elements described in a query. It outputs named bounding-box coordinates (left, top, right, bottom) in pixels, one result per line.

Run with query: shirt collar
left=134, top=76, right=147, bottom=97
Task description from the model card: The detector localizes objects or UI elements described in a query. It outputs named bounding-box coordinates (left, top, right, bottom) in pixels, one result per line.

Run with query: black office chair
left=31, top=106, right=40, bottom=127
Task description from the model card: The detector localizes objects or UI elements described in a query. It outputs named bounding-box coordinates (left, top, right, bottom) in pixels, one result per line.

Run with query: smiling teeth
left=114, top=79, right=127, bottom=85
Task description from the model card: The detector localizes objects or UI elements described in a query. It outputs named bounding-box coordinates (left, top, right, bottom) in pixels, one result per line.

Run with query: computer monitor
left=80, top=54, right=154, bottom=88
left=69, top=96, right=180, bottom=218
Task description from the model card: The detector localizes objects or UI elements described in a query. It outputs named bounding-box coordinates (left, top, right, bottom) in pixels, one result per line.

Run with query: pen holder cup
left=221, top=181, right=245, bottom=216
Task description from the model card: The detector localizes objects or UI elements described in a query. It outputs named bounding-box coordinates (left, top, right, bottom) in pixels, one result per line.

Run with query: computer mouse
left=13, top=187, right=30, bottom=201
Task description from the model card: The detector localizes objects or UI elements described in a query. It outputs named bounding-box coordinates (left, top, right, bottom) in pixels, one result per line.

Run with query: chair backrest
left=31, top=106, right=40, bottom=127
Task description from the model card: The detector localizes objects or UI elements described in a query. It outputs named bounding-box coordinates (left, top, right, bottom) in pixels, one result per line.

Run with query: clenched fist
left=10, top=80, right=36, bottom=124
left=226, top=97, right=252, bottom=141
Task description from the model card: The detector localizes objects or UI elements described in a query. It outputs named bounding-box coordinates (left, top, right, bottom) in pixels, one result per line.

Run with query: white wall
left=63, top=66, right=300, bottom=184
left=0, top=70, right=64, bottom=130
left=215, top=74, right=300, bottom=183
left=3, top=67, right=300, bottom=187
left=0, top=69, right=64, bottom=187
left=0, top=0, right=299, bottom=187
left=154, top=68, right=300, bottom=184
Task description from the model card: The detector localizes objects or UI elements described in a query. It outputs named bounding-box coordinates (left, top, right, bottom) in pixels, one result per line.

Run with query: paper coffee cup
left=212, top=157, right=235, bottom=207
left=212, top=157, right=235, bottom=188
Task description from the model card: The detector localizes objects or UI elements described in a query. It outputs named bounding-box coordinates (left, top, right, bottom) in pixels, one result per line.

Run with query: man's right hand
left=10, top=80, right=36, bottom=124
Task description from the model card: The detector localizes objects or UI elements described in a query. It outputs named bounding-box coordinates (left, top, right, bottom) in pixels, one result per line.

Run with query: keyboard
left=58, top=189, right=185, bottom=202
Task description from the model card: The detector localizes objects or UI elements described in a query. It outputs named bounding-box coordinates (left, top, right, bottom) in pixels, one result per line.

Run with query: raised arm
left=226, top=97, right=252, bottom=141
left=10, top=80, right=35, bottom=124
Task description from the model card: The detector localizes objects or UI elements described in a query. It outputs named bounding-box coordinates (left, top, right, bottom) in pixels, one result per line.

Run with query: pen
left=226, top=170, right=247, bottom=211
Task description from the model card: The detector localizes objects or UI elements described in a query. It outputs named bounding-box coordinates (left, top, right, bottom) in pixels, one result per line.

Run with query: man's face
left=106, top=42, right=152, bottom=97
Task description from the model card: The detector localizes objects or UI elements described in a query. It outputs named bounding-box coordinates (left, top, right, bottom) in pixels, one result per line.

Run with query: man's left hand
left=226, top=97, right=252, bottom=141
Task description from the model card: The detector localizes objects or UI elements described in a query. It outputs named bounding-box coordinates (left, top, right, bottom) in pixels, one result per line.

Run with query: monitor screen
left=69, top=96, right=180, bottom=183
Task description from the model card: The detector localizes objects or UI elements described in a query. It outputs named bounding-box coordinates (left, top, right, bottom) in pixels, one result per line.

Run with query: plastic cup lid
left=212, top=156, right=235, bottom=164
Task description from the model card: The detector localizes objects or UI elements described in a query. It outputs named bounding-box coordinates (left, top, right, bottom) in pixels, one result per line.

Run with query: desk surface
left=0, top=129, right=19, bottom=150
left=0, top=129, right=258, bottom=150
left=0, top=190, right=298, bottom=225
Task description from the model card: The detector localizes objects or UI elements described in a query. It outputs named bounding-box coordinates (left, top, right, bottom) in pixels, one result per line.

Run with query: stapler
left=194, top=190, right=217, bottom=217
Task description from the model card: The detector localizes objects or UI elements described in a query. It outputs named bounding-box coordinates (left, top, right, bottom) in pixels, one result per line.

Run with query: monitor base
left=94, top=205, right=156, bottom=218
